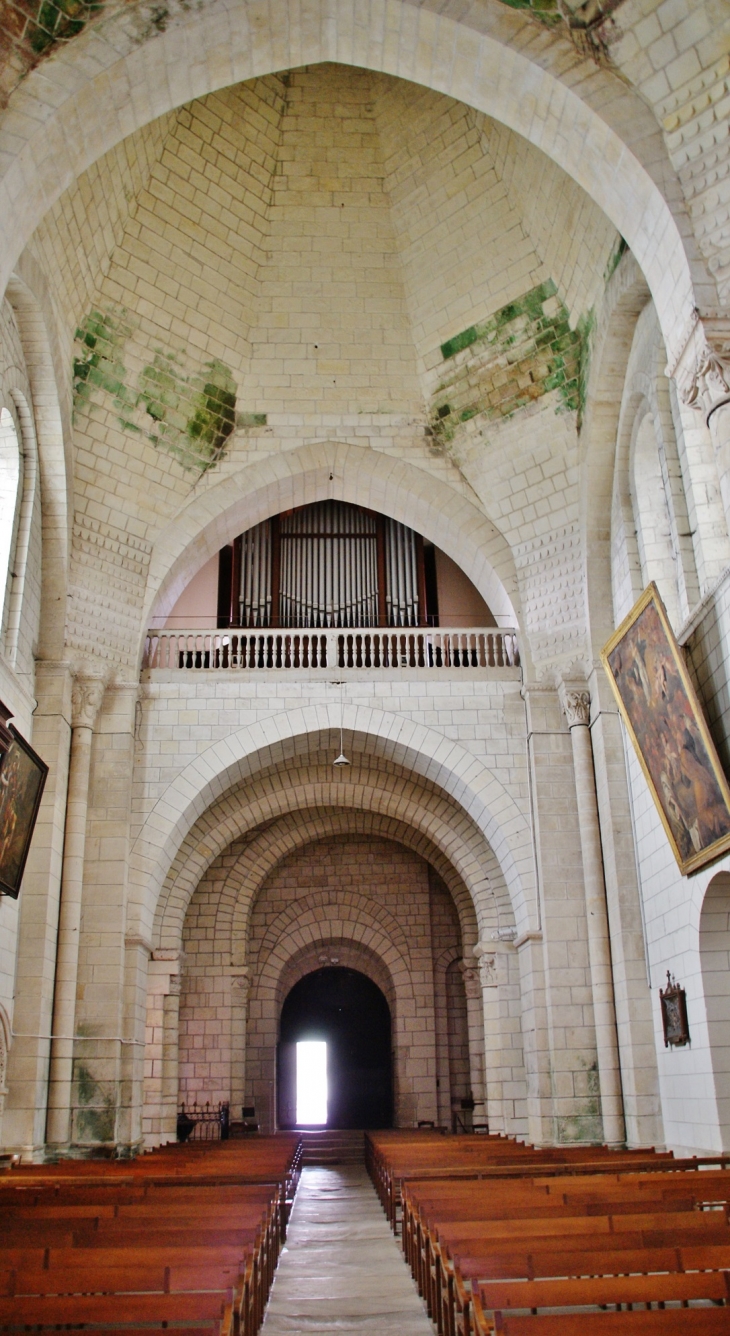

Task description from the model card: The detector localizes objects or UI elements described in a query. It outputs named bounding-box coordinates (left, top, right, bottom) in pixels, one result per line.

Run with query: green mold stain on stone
left=73, top=1060, right=115, bottom=1144
left=74, top=308, right=138, bottom=427
left=604, top=235, right=629, bottom=285
left=432, top=280, right=592, bottom=441
left=186, top=363, right=237, bottom=457
left=74, top=308, right=245, bottom=472
left=28, top=0, right=105, bottom=57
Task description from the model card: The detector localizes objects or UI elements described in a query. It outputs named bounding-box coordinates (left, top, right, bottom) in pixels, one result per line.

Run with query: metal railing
left=177, top=1100, right=230, bottom=1142
left=143, top=627, right=520, bottom=672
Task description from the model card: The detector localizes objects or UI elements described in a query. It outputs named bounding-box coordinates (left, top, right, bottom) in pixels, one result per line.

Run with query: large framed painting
left=0, top=725, right=48, bottom=899
left=602, top=583, right=730, bottom=875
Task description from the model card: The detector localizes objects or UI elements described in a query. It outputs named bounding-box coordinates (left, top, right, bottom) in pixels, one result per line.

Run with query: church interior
left=1, top=0, right=730, bottom=1327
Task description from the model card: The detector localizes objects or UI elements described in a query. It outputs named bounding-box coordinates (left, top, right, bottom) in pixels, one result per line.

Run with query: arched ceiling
left=0, top=0, right=721, bottom=363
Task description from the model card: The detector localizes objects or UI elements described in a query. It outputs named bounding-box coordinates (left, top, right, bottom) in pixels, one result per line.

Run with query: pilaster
left=3, top=661, right=72, bottom=1156
left=522, top=682, right=601, bottom=1144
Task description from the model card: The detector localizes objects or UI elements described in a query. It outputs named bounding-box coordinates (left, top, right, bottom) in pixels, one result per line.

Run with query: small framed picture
left=659, top=972, right=690, bottom=1048
left=0, top=725, right=49, bottom=899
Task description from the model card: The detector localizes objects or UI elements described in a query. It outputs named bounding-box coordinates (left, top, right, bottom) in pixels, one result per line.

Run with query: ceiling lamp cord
left=333, top=679, right=350, bottom=767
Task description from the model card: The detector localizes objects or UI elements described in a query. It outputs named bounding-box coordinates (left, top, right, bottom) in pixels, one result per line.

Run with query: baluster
left=496, top=633, right=505, bottom=667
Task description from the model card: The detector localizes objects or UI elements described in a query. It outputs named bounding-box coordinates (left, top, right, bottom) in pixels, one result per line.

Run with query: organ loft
left=1, top=0, right=730, bottom=1327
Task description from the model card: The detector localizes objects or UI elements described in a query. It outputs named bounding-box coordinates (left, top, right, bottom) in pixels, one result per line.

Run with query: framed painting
left=601, top=583, right=730, bottom=876
left=0, top=725, right=48, bottom=899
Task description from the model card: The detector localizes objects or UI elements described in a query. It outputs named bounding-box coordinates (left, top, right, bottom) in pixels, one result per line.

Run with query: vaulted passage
left=278, top=967, right=393, bottom=1130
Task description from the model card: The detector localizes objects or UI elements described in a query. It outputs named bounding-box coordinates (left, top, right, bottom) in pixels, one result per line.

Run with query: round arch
left=0, top=0, right=703, bottom=365
left=244, top=891, right=421, bottom=1127
left=154, top=768, right=512, bottom=953
left=143, top=440, right=521, bottom=646
left=700, top=871, right=730, bottom=1151
left=220, top=811, right=480, bottom=967
left=130, top=709, right=536, bottom=946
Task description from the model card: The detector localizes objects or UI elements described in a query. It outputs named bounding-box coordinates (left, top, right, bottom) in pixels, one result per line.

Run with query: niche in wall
left=165, top=501, right=494, bottom=630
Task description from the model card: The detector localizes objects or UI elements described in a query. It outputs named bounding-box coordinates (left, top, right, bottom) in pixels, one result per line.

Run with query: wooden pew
left=0, top=1135, right=302, bottom=1335
left=366, top=1132, right=730, bottom=1336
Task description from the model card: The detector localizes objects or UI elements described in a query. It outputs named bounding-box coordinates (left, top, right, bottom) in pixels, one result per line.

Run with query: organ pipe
left=237, top=501, right=422, bottom=628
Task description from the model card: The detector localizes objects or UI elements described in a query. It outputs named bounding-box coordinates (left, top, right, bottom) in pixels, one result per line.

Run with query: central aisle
left=261, top=1165, right=435, bottom=1334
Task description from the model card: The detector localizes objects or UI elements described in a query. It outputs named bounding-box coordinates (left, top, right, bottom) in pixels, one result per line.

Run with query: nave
left=0, top=1129, right=730, bottom=1333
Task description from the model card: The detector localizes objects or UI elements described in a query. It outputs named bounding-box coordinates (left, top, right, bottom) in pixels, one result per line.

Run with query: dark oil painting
left=0, top=727, right=48, bottom=898
left=602, top=583, right=730, bottom=875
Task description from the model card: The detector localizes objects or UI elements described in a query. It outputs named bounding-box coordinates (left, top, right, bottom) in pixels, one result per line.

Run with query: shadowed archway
left=277, top=967, right=392, bottom=1130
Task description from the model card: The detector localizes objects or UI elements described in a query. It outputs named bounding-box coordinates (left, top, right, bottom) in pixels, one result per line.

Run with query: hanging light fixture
left=333, top=680, right=350, bottom=767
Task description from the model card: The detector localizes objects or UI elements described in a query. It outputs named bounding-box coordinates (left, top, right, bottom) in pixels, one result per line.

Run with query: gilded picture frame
left=601, top=582, right=730, bottom=876
left=0, top=725, right=48, bottom=899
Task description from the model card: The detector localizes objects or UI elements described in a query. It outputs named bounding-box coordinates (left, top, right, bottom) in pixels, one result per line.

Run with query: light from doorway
left=296, top=1040, right=328, bottom=1125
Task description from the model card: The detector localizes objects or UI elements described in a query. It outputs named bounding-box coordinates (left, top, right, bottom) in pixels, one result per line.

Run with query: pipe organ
left=232, top=501, right=427, bottom=628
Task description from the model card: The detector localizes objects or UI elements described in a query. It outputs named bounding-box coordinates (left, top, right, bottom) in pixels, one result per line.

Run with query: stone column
left=475, top=939, right=525, bottom=1137
left=475, top=946, right=504, bottom=1134
left=46, top=673, right=106, bottom=1147
left=4, top=662, right=72, bottom=1155
left=674, top=319, right=730, bottom=532
left=459, top=960, right=486, bottom=1126
left=230, top=969, right=251, bottom=1123
left=560, top=684, right=625, bottom=1146
left=142, top=951, right=182, bottom=1147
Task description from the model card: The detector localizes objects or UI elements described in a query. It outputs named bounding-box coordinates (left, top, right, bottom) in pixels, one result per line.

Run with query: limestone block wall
left=176, top=835, right=472, bottom=1131
left=128, top=666, right=649, bottom=1147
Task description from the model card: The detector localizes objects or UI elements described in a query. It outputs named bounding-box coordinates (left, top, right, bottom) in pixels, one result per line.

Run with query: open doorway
left=277, top=966, right=393, bottom=1129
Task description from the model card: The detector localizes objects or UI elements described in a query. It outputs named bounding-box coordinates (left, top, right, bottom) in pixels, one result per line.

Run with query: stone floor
left=260, top=1165, right=435, bottom=1334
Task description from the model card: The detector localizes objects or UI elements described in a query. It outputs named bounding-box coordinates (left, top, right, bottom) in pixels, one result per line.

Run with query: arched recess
left=700, top=872, right=730, bottom=1150
left=145, top=742, right=526, bottom=951
left=3, top=392, right=38, bottom=667
left=5, top=268, right=71, bottom=660
left=0, top=0, right=707, bottom=364
left=221, top=811, right=479, bottom=969
left=142, top=441, right=521, bottom=644
left=0, top=406, right=21, bottom=636
left=153, top=770, right=509, bottom=955
left=581, top=252, right=650, bottom=662
left=245, top=890, right=423, bottom=1128
left=630, top=410, right=681, bottom=628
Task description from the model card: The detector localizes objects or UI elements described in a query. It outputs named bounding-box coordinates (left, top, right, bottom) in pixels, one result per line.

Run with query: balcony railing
left=143, top=627, right=520, bottom=672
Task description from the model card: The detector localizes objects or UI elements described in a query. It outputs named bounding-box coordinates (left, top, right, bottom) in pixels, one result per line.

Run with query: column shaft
left=563, top=690, right=625, bottom=1145
left=46, top=676, right=105, bottom=1146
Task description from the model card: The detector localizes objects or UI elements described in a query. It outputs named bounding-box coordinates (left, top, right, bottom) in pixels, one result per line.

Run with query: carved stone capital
left=230, top=969, right=251, bottom=1002
left=477, top=954, right=497, bottom=989
left=459, top=961, right=482, bottom=1000
left=674, top=320, right=730, bottom=427
left=167, top=976, right=182, bottom=998
left=560, top=685, right=591, bottom=728
left=71, top=675, right=106, bottom=730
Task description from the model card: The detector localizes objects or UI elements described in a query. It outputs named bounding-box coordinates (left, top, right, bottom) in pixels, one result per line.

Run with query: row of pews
left=366, top=1129, right=730, bottom=1336
left=0, top=1133, right=302, bottom=1334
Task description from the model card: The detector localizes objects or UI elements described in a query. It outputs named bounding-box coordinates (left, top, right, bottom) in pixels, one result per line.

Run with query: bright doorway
left=277, top=967, right=393, bottom=1129
left=296, top=1040, right=328, bottom=1126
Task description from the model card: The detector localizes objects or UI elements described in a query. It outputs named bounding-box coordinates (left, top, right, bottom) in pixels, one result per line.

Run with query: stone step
left=298, top=1129, right=366, bottom=1165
